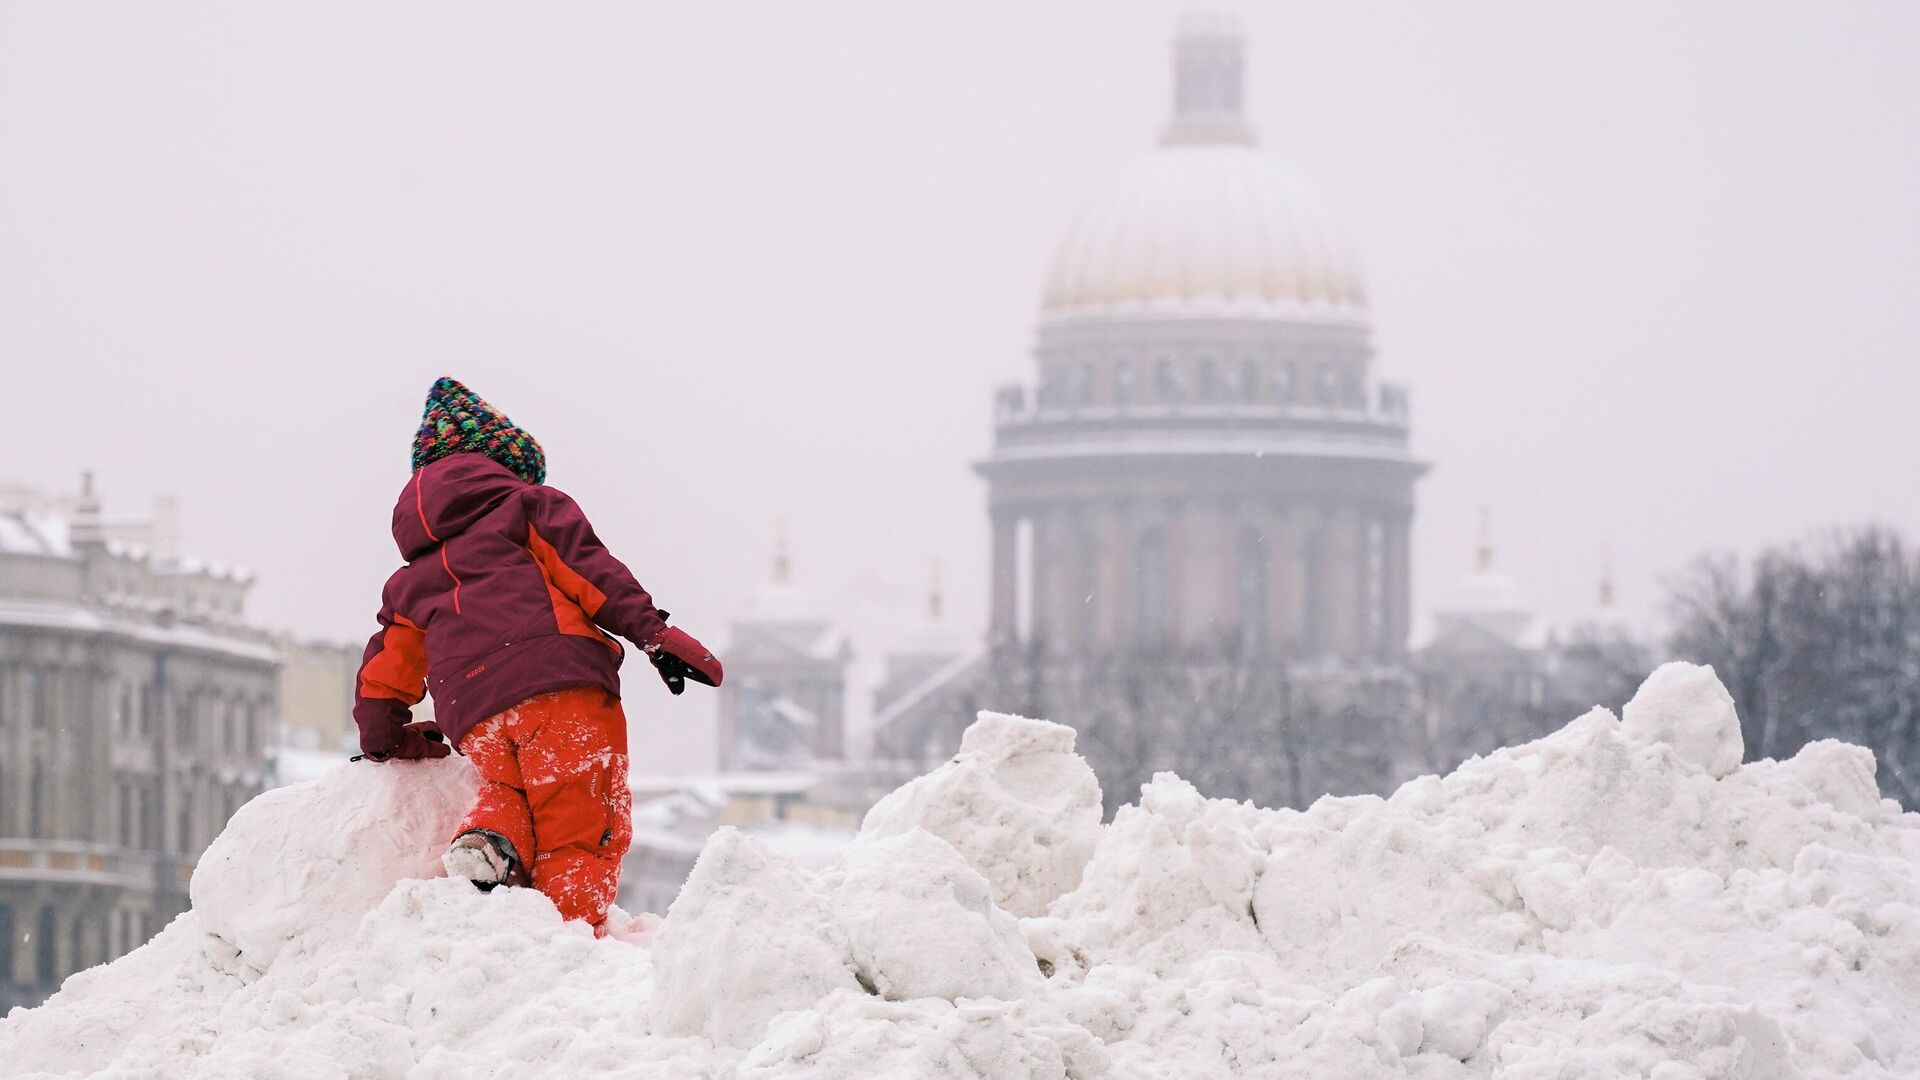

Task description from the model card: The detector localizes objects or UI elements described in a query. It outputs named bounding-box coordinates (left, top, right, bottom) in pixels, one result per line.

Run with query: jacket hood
left=392, top=454, right=526, bottom=560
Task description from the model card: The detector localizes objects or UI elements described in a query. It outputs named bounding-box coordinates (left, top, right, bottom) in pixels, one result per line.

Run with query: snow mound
left=1623, top=660, right=1746, bottom=778
left=649, top=828, right=860, bottom=1048
left=827, top=829, right=1043, bottom=1003
left=190, top=756, right=477, bottom=971
left=5, top=667, right=1920, bottom=1079
left=862, top=711, right=1104, bottom=917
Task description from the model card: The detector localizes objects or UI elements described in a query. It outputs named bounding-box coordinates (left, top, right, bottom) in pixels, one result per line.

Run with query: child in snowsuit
left=353, top=377, right=722, bottom=930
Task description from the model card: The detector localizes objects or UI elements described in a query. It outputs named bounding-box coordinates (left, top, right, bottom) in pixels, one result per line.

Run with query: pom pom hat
left=411, top=376, right=546, bottom=485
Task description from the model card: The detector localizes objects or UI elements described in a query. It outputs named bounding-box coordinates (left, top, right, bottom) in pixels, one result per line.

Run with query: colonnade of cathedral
left=988, top=492, right=1412, bottom=663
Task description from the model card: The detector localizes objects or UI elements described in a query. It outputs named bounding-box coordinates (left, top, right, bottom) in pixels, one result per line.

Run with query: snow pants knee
left=453, top=686, right=632, bottom=927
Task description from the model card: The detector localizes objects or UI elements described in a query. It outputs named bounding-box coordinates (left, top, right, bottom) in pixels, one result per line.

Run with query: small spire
left=1162, top=12, right=1256, bottom=146
left=928, top=558, right=944, bottom=620
left=72, top=470, right=104, bottom=546
left=1475, top=507, right=1494, bottom=573
left=1599, top=549, right=1616, bottom=609
left=773, top=520, right=791, bottom=584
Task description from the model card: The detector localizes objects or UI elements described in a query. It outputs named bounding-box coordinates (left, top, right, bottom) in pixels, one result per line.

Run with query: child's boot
left=443, top=830, right=526, bottom=891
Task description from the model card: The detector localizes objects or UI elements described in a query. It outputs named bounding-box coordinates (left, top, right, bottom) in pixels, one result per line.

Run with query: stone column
left=1278, top=503, right=1320, bottom=656
left=989, top=508, right=1019, bottom=645
left=1160, top=501, right=1187, bottom=647
left=1180, top=499, right=1237, bottom=646
left=1384, top=508, right=1413, bottom=661
left=1321, top=504, right=1363, bottom=660
left=1097, top=501, right=1131, bottom=650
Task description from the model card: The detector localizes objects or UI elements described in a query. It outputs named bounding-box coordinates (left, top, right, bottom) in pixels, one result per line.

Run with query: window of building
left=1132, top=528, right=1166, bottom=642
left=1114, top=360, right=1134, bottom=404
left=36, top=905, right=56, bottom=986
left=1315, top=363, right=1339, bottom=404
left=0, top=904, right=11, bottom=983
left=118, top=782, right=133, bottom=848
left=69, top=915, right=88, bottom=975
left=1273, top=363, right=1296, bottom=402
left=25, top=668, right=44, bottom=730
left=1195, top=358, right=1218, bottom=401
left=1237, top=526, right=1270, bottom=655
left=1154, top=358, right=1179, bottom=402
left=1239, top=358, right=1260, bottom=402
left=139, top=787, right=157, bottom=850
left=29, top=763, right=45, bottom=838
left=1079, top=362, right=1095, bottom=406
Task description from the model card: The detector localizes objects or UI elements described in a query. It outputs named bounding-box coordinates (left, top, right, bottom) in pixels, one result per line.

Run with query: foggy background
left=3, top=1, right=1917, bottom=769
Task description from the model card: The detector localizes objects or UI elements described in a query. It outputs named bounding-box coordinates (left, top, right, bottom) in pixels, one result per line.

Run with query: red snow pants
left=452, top=686, right=632, bottom=928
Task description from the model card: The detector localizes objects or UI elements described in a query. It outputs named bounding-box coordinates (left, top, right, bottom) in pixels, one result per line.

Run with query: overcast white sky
left=3, top=2, right=1918, bottom=762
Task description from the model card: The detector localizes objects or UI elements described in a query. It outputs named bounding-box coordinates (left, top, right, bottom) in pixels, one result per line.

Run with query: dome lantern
left=1164, top=13, right=1255, bottom=147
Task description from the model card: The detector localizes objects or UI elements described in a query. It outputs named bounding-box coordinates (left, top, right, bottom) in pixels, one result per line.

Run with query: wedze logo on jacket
left=352, top=454, right=668, bottom=754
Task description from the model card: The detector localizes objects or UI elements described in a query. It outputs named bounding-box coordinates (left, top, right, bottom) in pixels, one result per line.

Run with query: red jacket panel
left=353, top=454, right=667, bottom=754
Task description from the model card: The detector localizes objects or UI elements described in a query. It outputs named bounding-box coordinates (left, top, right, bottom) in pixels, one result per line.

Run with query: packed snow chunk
left=827, top=829, right=1043, bottom=1002
left=648, top=827, right=861, bottom=1049
left=190, top=757, right=477, bottom=970
left=1782, top=738, right=1888, bottom=818
left=1035, top=773, right=1269, bottom=976
left=1623, top=660, right=1745, bottom=778
left=739, top=992, right=1109, bottom=1080
left=862, top=712, right=1102, bottom=917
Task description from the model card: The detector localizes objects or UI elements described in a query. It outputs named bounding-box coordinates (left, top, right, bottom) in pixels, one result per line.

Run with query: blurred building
left=977, top=14, right=1424, bottom=663
left=876, top=16, right=1427, bottom=806
left=276, top=636, right=359, bottom=753
left=1414, top=520, right=1650, bottom=771
left=715, top=539, right=852, bottom=770
left=0, top=476, right=277, bottom=1010
left=871, top=568, right=979, bottom=723
left=619, top=768, right=885, bottom=915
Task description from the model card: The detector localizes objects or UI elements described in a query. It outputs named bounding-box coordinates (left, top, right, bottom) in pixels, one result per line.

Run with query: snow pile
left=6, top=666, right=1920, bottom=1078
left=862, top=712, right=1104, bottom=917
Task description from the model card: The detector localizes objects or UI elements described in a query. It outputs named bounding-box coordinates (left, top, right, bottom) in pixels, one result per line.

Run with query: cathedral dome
left=1041, top=16, right=1366, bottom=320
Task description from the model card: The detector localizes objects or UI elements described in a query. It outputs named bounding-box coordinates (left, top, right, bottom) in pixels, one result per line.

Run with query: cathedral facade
left=978, top=15, right=1423, bottom=665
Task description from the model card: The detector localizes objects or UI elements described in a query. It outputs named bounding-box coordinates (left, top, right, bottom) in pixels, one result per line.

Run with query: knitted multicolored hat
left=411, top=377, right=546, bottom=485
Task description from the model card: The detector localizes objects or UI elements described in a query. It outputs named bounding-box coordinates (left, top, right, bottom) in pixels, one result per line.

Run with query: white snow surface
left=6, top=669, right=1920, bottom=1078
left=862, top=712, right=1105, bottom=918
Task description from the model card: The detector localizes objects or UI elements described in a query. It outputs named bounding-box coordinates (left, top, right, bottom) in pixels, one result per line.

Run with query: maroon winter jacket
left=353, top=454, right=668, bottom=754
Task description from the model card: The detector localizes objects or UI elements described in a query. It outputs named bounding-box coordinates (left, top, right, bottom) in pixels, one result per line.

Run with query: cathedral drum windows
left=1154, top=358, right=1179, bottom=403
left=1272, top=362, right=1297, bottom=404
left=1195, top=357, right=1219, bottom=402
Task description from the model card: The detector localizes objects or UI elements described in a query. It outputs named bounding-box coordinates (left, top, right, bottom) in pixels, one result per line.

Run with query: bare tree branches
left=1667, top=526, right=1920, bottom=808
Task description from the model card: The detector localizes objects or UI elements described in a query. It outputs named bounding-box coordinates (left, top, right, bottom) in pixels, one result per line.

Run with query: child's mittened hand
left=363, top=722, right=453, bottom=762
left=643, top=626, right=723, bottom=695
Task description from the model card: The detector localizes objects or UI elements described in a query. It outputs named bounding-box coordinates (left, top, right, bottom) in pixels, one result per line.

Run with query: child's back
left=353, top=377, right=721, bottom=930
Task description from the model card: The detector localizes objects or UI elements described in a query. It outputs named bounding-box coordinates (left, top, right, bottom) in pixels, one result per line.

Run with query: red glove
left=643, top=627, right=723, bottom=695
left=361, top=721, right=452, bottom=762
